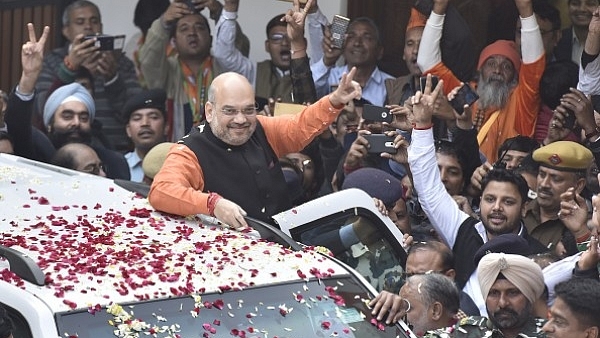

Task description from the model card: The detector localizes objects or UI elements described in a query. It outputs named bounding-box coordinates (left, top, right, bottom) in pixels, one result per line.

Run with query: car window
left=56, top=276, right=412, bottom=338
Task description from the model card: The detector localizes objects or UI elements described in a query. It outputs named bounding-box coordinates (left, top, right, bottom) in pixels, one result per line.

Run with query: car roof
left=0, top=154, right=345, bottom=313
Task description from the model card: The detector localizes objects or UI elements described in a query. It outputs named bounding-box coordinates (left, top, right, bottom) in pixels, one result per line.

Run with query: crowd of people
left=2, top=0, right=600, bottom=336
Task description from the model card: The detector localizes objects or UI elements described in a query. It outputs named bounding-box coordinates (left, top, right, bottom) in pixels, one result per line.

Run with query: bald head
left=52, top=143, right=106, bottom=177
left=205, top=72, right=258, bottom=146
left=207, top=72, right=254, bottom=104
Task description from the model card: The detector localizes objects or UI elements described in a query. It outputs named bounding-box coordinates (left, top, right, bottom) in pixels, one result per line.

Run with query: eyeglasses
left=213, top=103, right=259, bottom=116
left=268, top=33, right=290, bottom=44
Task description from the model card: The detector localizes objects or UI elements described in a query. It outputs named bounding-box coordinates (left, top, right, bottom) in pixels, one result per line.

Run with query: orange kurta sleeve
left=148, top=143, right=209, bottom=216
left=260, top=95, right=343, bottom=157
left=424, top=62, right=463, bottom=96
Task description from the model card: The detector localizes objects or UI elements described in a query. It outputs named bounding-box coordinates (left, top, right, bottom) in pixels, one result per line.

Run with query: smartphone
left=364, top=134, right=397, bottom=154
left=449, top=83, right=479, bottom=115
left=362, top=104, right=393, bottom=123
left=83, top=34, right=125, bottom=51
left=330, top=15, right=350, bottom=49
left=563, top=108, right=576, bottom=130
left=419, top=75, right=439, bottom=93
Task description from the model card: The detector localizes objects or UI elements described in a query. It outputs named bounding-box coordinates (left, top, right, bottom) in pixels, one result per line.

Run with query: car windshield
left=56, top=275, right=411, bottom=338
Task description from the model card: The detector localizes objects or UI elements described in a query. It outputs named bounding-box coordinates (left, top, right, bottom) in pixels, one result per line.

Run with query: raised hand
left=163, top=0, right=195, bottom=25
left=282, top=0, right=314, bottom=43
left=329, top=67, right=362, bottom=106
left=558, top=187, right=590, bottom=239
left=19, top=23, right=50, bottom=94
left=411, top=74, right=443, bottom=127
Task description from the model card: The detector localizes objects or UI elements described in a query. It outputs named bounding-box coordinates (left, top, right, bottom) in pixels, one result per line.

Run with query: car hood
left=0, top=154, right=344, bottom=313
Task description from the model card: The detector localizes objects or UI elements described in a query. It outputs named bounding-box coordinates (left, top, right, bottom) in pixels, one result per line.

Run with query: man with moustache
left=407, top=78, right=547, bottom=316
left=555, top=0, right=599, bottom=66
left=35, top=0, right=141, bottom=152
left=140, top=0, right=224, bottom=141
left=418, top=0, right=545, bottom=162
left=122, top=89, right=168, bottom=182
left=42, top=83, right=130, bottom=180
left=523, top=141, right=593, bottom=251
left=424, top=253, right=547, bottom=338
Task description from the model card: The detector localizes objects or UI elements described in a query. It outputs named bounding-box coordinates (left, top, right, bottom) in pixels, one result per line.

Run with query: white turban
left=477, top=253, right=544, bottom=305
left=43, top=83, right=95, bottom=127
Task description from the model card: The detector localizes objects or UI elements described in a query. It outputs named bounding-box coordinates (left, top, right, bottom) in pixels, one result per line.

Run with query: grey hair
left=62, top=0, right=101, bottom=26
left=406, top=273, right=459, bottom=316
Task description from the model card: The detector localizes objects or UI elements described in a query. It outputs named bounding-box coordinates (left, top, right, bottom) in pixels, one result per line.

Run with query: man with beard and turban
left=417, top=0, right=545, bottom=162
left=3, top=23, right=129, bottom=180
left=42, top=83, right=129, bottom=179
left=424, top=253, right=547, bottom=338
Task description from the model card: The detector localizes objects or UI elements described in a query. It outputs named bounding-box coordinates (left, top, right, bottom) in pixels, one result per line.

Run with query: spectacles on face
left=268, top=33, right=290, bottom=44
left=213, top=103, right=259, bottom=116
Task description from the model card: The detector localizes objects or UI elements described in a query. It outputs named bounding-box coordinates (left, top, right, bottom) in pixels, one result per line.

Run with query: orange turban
left=406, top=7, right=427, bottom=32
left=477, top=40, right=522, bottom=75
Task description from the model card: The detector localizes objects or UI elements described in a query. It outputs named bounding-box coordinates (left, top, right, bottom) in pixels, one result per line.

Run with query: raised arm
left=578, top=7, right=600, bottom=95
left=407, top=77, right=470, bottom=247
left=5, top=23, right=49, bottom=160
left=212, top=0, right=255, bottom=83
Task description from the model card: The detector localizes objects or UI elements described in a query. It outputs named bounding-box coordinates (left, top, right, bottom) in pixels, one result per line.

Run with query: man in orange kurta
left=417, top=0, right=545, bottom=162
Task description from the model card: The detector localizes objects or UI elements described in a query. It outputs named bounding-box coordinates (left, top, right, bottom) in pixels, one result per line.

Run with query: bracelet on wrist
left=585, top=126, right=600, bottom=141
left=576, top=232, right=591, bottom=244
left=291, top=47, right=306, bottom=55
left=207, top=192, right=222, bottom=217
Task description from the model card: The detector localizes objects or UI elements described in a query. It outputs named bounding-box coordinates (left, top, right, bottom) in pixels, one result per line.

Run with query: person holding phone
left=310, top=16, right=394, bottom=106
left=34, top=0, right=141, bottom=152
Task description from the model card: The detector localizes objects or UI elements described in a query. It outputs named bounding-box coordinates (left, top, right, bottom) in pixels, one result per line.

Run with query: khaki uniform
left=423, top=316, right=546, bottom=338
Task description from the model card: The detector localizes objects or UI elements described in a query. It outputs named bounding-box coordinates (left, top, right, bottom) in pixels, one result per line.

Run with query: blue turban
left=43, top=83, right=95, bottom=127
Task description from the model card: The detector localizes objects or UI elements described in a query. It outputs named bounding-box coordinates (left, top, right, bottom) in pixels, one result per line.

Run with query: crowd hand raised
left=381, top=131, right=409, bottom=164
left=344, top=129, right=370, bottom=169
left=212, top=197, right=250, bottom=231
left=95, top=51, right=119, bottom=80
left=386, top=104, right=413, bottom=131
left=411, top=74, right=443, bottom=127
left=20, top=23, right=50, bottom=94
left=558, top=187, right=589, bottom=238
left=372, top=198, right=388, bottom=216
left=448, top=83, right=475, bottom=129
left=329, top=67, right=362, bottom=106
left=545, top=106, right=573, bottom=144
left=578, top=227, right=600, bottom=271
left=321, top=25, right=343, bottom=67
left=430, top=80, right=455, bottom=121
left=560, top=88, right=596, bottom=135
left=282, top=0, right=314, bottom=41
left=163, top=0, right=196, bottom=25
left=469, top=162, right=492, bottom=193
left=67, top=33, right=100, bottom=71
left=368, top=291, right=408, bottom=325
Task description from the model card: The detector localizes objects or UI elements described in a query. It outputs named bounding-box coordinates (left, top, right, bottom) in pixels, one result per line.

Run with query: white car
left=0, top=154, right=414, bottom=338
